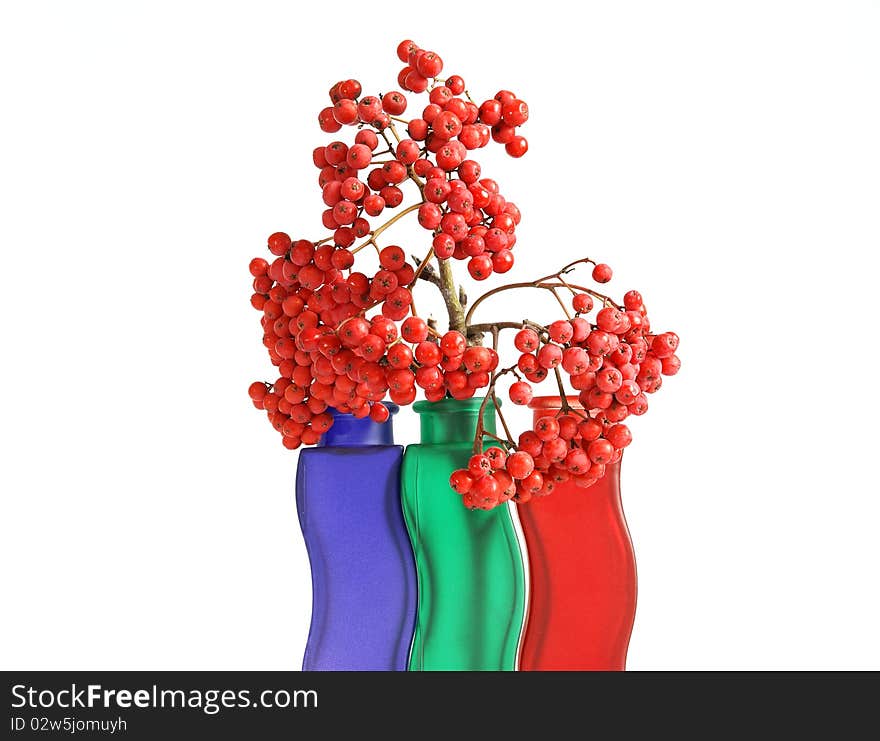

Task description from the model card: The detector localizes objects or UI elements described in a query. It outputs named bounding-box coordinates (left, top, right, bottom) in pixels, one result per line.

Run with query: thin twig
left=549, top=288, right=573, bottom=320
left=350, top=202, right=422, bottom=254
left=408, top=247, right=435, bottom=288
left=491, top=391, right=515, bottom=445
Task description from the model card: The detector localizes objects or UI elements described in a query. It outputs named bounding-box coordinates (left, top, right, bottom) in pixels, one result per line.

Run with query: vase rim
left=327, top=401, right=399, bottom=419
left=412, top=397, right=495, bottom=414
left=528, top=395, right=584, bottom=411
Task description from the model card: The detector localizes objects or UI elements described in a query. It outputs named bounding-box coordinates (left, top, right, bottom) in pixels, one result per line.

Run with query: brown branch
left=465, top=280, right=621, bottom=326
left=467, top=320, right=548, bottom=336
left=473, top=365, right=519, bottom=454
left=350, top=202, right=422, bottom=255
left=549, top=288, right=573, bottom=320
left=411, top=255, right=442, bottom=287
left=491, top=391, right=515, bottom=445
left=437, top=257, right=466, bottom=335
left=408, top=247, right=435, bottom=289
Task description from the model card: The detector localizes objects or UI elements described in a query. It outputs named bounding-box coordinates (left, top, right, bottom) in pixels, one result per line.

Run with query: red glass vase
left=517, top=396, right=637, bottom=671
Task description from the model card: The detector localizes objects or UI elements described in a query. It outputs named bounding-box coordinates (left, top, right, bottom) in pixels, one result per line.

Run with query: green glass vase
left=402, top=397, right=527, bottom=671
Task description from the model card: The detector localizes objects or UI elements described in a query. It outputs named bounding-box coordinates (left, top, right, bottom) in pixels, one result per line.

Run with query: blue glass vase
left=295, top=404, right=416, bottom=670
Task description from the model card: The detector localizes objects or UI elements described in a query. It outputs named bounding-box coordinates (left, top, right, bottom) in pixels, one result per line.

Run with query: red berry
left=577, top=417, right=603, bottom=441
left=387, top=342, right=414, bottom=369
left=494, top=470, right=516, bottom=502
left=396, top=139, right=420, bottom=164
left=382, top=91, right=408, bottom=115
left=318, top=107, right=342, bottom=132
left=339, top=79, right=361, bottom=99
left=596, top=367, right=623, bottom=393
left=416, top=51, right=443, bottom=78
left=514, top=328, right=540, bottom=352
left=492, top=124, right=516, bottom=144
left=433, top=111, right=463, bottom=140
left=345, top=143, right=371, bottom=170
left=357, top=96, right=383, bottom=123
left=380, top=185, right=403, bottom=207
left=564, top=448, right=590, bottom=474
left=548, top=320, right=574, bottom=344
left=418, top=202, right=443, bottom=230
left=370, top=404, right=390, bottom=423
left=485, top=447, right=507, bottom=470
left=562, top=347, right=589, bottom=374
left=446, top=75, right=465, bottom=94
left=534, top=416, right=560, bottom=441
left=449, top=469, right=474, bottom=495
left=401, top=317, right=428, bottom=343
left=268, top=232, right=292, bottom=256
left=587, top=438, right=614, bottom=464
left=652, top=332, right=680, bottom=358
left=521, top=470, right=544, bottom=494
left=502, top=99, right=529, bottom=127
left=249, top=257, right=269, bottom=277
left=378, top=245, right=406, bottom=271
left=491, top=249, right=515, bottom=274
left=333, top=98, right=359, bottom=125
left=404, top=70, right=429, bottom=93
left=505, top=135, right=528, bottom=158
left=537, top=344, right=563, bottom=370
left=572, top=293, right=594, bottom=313
left=624, top=290, right=643, bottom=311
left=397, top=40, right=418, bottom=63
left=462, top=346, right=492, bottom=373
left=479, top=99, right=502, bottom=125
left=440, top=331, right=466, bottom=356
left=507, top=451, right=535, bottom=479
left=542, top=437, right=568, bottom=462
left=592, top=263, right=613, bottom=283
left=615, top=379, right=641, bottom=405
left=359, top=334, right=386, bottom=361
left=509, top=381, right=533, bottom=406
left=468, top=454, right=492, bottom=479
left=661, top=354, right=681, bottom=376
left=415, top=341, right=442, bottom=366
left=468, top=254, right=493, bottom=280
left=424, top=177, right=451, bottom=203
left=606, top=424, right=632, bottom=449
left=472, top=475, right=500, bottom=508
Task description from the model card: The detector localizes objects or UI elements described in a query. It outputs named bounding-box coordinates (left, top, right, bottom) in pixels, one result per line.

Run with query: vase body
left=296, top=405, right=416, bottom=670
left=517, top=396, right=637, bottom=671
left=401, top=398, right=526, bottom=671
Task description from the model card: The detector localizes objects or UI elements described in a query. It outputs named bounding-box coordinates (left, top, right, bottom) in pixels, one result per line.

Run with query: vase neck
left=413, top=398, right=497, bottom=444
left=319, top=404, right=398, bottom=447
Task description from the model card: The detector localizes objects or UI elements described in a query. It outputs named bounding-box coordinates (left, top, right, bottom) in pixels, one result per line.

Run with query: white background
left=1, top=1, right=878, bottom=670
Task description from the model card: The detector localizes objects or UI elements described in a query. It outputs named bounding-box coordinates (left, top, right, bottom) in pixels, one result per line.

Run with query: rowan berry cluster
left=448, top=263, right=680, bottom=509
left=249, top=40, right=679, bottom=508
left=248, top=40, right=529, bottom=449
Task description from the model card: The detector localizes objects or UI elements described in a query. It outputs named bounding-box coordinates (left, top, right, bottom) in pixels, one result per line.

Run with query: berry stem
left=408, top=247, right=435, bottom=289
left=472, top=365, right=518, bottom=454
left=467, top=320, right=547, bottom=336
left=350, top=202, right=422, bottom=254
left=548, top=288, right=573, bottom=320
left=385, top=120, right=403, bottom=144
left=483, top=429, right=514, bottom=447
left=491, top=390, right=515, bottom=444
left=553, top=367, right=572, bottom=411
left=465, top=270, right=622, bottom=327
